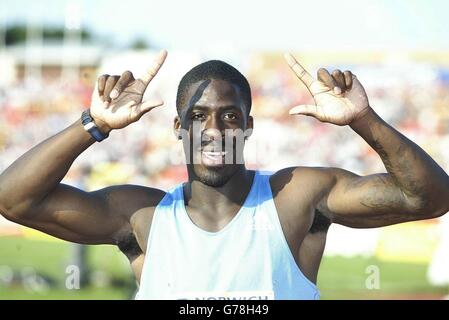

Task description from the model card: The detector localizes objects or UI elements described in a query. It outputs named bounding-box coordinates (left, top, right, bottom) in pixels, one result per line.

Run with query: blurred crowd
left=1, top=52, right=449, bottom=193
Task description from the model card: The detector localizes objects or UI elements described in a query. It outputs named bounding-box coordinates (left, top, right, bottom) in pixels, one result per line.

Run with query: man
left=0, top=50, right=448, bottom=300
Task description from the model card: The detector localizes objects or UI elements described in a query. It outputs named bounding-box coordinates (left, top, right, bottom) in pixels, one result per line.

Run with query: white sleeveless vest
left=135, top=170, right=320, bottom=300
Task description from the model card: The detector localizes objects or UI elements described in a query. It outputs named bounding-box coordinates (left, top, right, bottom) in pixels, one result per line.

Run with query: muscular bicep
left=8, top=184, right=164, bottom=245
left=8, top=184, right=124, bottom=244
left=321, top=168, right=422, bottom=228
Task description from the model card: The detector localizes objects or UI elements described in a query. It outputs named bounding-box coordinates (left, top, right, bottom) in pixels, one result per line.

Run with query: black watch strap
left=81, top=109, right=109, bottom=142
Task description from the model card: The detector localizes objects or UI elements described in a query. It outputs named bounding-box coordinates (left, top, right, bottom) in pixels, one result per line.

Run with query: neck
left=184, top=166, right=255, bottom=219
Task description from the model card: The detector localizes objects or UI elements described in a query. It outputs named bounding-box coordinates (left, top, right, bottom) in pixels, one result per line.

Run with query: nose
left=203, top=114, right=223, bottom=142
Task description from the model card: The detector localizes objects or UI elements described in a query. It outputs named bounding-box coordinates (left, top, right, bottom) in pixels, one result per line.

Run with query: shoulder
left=93, top=184, right=166, bottom=212
left=100, top=185, right=167, bottom=255
left=268, top=166, right=344, bottom=229
left=269, top=166, right=359, bottom=222
left=90, top=184, right=166, bottom=234
left=269, top=166, right=338, bottom=202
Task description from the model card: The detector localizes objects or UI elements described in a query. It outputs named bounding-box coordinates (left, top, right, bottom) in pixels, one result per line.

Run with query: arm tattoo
left=347, top=174, right=406, bottom=212
left=371, top=139, right=429, bottom=206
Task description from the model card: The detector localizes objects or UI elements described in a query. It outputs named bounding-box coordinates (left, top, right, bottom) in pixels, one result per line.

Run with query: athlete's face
left=174, top=79, right=253, bottom=187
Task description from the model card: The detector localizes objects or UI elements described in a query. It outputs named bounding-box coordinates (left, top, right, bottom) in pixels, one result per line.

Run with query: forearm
left=0, top=119, right=95, bottom=216
left=350, top=108, right=449, bottom=214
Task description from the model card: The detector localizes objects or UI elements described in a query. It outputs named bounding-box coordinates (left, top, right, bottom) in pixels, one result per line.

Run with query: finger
left=332, top=69, right=346, bottom=92
left=110, top=71, right=135, bottom=99
left=288, top=104, right=317, bottom=117
left=284, top=53, right=314, bottom=88
left=138, top=50, right=168, bottom=89
left=344, top=71, right=353, bottom=89
left=317, top=68, right=340, bottom=94
left=98, top=74, right=109, bottom=98
left=104, top=75, right=120, bottom=103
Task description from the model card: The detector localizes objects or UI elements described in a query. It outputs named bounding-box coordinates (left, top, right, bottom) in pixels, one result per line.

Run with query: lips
left=203, top=150, right=227, bottom=159
left=200, top=149, right=227, bottom=166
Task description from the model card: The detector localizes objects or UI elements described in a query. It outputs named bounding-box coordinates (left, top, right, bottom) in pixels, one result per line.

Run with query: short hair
left=176, top=60, right=252, bottom=116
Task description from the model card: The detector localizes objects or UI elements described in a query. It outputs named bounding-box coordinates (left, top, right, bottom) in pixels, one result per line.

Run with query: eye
left=224, top=113, right=238, bottom=120
left=191, top=113, right=206, bottom=121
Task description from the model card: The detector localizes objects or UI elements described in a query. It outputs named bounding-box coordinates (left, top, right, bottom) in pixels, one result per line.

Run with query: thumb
left=289, top=104, right=317, bottom=117
left=135, top=99, right=164, bottom=116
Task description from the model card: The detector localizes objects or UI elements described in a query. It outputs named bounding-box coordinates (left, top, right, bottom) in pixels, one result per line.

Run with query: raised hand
left=90, top=50, right=168, bottom=132
left=285, top=53, right=371, bottom=126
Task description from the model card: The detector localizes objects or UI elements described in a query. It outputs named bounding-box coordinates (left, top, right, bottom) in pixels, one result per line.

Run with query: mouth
left=200, top=149, right=228, bottom=166
left=202, top=150, right=228, bottom=159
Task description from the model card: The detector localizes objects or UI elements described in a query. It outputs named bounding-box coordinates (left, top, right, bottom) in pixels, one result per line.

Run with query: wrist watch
left=81, top=109, right=109, bottom=142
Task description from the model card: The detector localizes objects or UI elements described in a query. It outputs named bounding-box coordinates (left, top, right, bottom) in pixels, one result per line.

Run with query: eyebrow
left=190, top=105, right=242, bottom=112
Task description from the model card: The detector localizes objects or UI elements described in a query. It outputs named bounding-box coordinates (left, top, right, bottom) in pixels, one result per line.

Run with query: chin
left=193, top=165, right=239, bottom=187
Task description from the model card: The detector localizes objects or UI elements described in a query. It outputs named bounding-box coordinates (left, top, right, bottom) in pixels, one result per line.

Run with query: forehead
left=185, top=79, right=243, bottom=109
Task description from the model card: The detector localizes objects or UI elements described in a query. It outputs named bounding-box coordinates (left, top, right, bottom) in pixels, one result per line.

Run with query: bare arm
left=323, top=109, right=449, bottom=227
left=4, top=183, right=164, bottom=244
left=0, top=50, right=168, bottom=243
left=0, top=121, right=137, bottom=244
left=284, top=53, right=449, bottom=227
left=0, top=120, right=93, bottom=218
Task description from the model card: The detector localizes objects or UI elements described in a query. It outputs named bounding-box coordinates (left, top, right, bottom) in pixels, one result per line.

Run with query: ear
left=245, top=116, right=254, bottom=139
left=173, top=116, right=182, bottom=140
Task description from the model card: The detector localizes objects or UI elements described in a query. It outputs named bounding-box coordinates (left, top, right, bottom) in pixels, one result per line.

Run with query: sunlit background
left=0, top=0, right=449, bottom=299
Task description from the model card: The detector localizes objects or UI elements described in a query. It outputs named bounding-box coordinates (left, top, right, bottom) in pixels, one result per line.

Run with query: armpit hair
left=309, top=209, right=331, bottom=234
left=116, top=232, right=143, bottom=261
